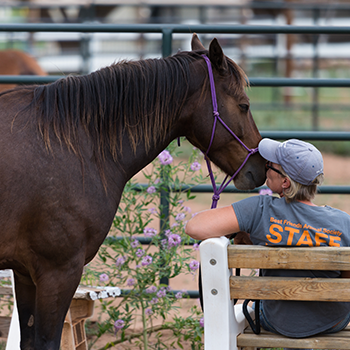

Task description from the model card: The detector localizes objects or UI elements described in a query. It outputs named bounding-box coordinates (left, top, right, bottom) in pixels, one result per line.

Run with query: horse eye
left=239, top=104, right=250, bottom=112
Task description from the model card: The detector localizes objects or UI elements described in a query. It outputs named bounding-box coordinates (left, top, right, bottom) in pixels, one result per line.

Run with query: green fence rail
left=2, top=23, right=350, bottom=58
left=3, top=76, right=350, bottom=88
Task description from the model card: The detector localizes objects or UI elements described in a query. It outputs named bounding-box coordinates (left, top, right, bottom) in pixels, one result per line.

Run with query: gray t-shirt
left=232, top=195, right=350, bottom=337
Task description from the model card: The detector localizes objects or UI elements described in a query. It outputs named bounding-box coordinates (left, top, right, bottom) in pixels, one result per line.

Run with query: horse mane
left=27, top=49, right=247, bottom=164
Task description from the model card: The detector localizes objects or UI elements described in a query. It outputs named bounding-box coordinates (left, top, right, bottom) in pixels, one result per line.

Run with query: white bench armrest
left=200, top=237, right=251, bottom=350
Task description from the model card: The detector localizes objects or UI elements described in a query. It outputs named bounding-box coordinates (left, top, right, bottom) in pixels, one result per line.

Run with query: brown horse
left=0, top=34, right=265, bottom=350
left=0, top=49, right=47, bottom=92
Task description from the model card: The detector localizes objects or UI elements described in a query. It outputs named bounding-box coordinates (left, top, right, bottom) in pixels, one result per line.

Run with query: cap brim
left=258, top=138, right=281, bottom=163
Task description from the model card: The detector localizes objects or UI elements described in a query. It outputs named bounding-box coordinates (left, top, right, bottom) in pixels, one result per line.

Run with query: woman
left=185, top=138, right=350, bottom=339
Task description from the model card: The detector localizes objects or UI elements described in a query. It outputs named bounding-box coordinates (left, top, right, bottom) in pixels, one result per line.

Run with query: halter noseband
left=201, top=55, right=259, bottom=209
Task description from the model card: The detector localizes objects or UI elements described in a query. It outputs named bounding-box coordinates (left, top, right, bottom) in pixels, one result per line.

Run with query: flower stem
left=141, top=300, right=148, bottom=350
left=96, top=324, right=173, bottom=350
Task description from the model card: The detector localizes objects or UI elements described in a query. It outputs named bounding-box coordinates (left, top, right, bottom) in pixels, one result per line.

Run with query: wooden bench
left=0, top=270, right=120, bottom=350
left=199, top=236, right=350, bottom=350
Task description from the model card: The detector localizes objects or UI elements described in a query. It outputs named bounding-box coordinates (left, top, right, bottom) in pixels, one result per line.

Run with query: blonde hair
left=279, top=166, right=324, bottom=203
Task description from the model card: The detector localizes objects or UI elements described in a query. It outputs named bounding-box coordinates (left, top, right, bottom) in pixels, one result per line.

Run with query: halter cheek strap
left=201, top=55, right=259, bottom=209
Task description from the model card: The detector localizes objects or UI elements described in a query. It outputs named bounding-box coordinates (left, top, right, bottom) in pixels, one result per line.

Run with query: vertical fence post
left=159, top=167, right=170, bottom=287
left=312, top=8, right=320, bottom=131
left=159, top=28, right=173, bottom=286
left=162, top=27, right=173, bottom=59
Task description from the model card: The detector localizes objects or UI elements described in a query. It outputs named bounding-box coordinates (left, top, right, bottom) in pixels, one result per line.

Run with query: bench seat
left=238, top=325, right=350, bottom=349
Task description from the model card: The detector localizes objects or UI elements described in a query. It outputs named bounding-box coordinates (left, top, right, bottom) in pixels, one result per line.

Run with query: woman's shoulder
left=323, top=204, right=350, bottom=218
left=233, top=193, right=283, bottom=209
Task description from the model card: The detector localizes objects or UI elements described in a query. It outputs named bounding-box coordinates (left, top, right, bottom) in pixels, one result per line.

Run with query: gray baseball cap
left=258, top=138, right=324, bottom=185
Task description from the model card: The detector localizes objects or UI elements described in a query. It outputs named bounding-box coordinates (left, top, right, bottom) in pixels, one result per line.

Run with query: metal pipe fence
left=2, top=23, right=350, bottom=59
left=3, top=76, right=350, bottom=88
left=1, top=23, right=350, bottom=298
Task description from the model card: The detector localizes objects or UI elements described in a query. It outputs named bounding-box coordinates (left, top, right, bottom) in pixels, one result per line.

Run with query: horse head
left=183, top=34, right=266, bottom=190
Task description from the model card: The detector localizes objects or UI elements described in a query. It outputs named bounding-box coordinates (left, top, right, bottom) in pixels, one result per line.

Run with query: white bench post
left=200, top=237, right=251, bottom=350
left=6, top=270, right=20, bottom=350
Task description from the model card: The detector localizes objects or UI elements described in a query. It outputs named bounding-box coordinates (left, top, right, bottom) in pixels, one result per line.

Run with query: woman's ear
left=282, top=177, right=291, bottom=189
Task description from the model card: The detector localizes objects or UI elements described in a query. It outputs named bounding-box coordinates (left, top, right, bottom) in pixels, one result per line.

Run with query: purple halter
left=201, top=55, right=259, bottom=209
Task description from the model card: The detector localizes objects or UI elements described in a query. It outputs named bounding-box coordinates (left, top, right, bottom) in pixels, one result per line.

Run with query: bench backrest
left=199, top=237, right=350, bottom=350
left=229, top=245, right=350, bottom=302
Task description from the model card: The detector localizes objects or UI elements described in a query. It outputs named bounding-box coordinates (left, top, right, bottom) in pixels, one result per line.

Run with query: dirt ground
left=89, top=153, right=350, bottom=349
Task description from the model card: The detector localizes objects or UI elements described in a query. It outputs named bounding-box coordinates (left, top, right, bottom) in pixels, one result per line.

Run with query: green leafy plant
left=82, top=140, right=207, bottom=350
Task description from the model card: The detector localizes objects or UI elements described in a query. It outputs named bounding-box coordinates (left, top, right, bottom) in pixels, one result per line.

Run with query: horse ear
left=208, top=38, right=228, bottom=73
left=191, top=33, right=205, bottom=51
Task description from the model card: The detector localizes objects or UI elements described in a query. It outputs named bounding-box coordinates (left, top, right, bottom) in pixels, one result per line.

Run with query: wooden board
left=230, top=276, right=350, bottom=301
left=228, top=245, right=350, bottom=270
left=0, top=285, right=13, bottom=295
left=237, top=331, right=350, bottom=349
left=0, top=316, right=11, bottom=338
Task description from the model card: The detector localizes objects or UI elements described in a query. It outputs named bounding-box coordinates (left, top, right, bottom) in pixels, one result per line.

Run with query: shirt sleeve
left=232, top=195, right=264, bottom=233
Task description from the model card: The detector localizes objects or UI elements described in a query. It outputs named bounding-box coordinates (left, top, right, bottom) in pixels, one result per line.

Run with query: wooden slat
left=0, top=285, right=13, bottom=295
left=228, top=245, right=350, bottom=270
left=244, top=326, right=350, bottom=336
left=237, top=331, right=350, bottom=349
left=230, top=276, right=350, bottom=301
left=0, top=316, right=11, bottom=338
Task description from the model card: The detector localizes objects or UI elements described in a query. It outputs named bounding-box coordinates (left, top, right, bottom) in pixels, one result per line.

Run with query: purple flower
left=147, top=186, right=156, bottom=194
left=168, top=234, right=181, bottom=248
left=116, top=256, right=126, bottom=267
left=127, top=278, right=135, bottom=286
left=193, top=243, right=199, bottom=251
left=146, top=286, right=157, bottom=294
left=148, top=207, right=157, bottom=215
left=175, top=213, right=186, bottom=221
left=136, top=248, right=145, bottom=257
left=131, top=239, right=139, bottom=248
left=158, top=150, right=173, bottom=165
left=259, top=188, right=273, bottom=196
left=145, top=308, right=153, bottom=316
left=175, top=292, right=183, bottom=299
left=189, top=260, right=200, bottom=271
left=199, top=317, right=204, bottom=327
left=157, top=289, right=167, bottom=298
left=143, top=227, right=157, bottom=237
left=114, top=319, right=125, bottom=333
left=164, top=229, right=171, bottom=237
left=182, top=206, right=191, bottom=213
left=150, top=297, right=158, bottom=305
left=190, top=161, right=201, bottom=171
left=99, top=273, right=109, bottom=282
left=141, top=255, right=153, bottom=266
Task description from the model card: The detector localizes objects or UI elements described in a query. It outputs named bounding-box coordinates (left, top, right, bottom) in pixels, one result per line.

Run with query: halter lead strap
left=201, top=55, right=259, bottom=208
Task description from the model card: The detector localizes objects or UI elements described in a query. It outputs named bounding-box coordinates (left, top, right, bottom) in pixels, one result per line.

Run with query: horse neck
left=118, top=128, right=180, bottom=183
